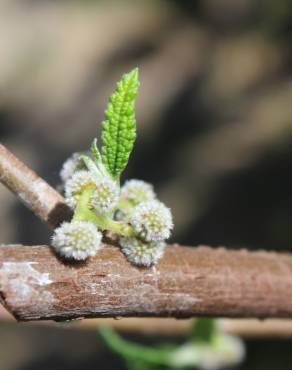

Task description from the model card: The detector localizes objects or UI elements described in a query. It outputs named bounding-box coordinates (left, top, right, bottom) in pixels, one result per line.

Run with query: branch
left=81, top=318, right=292, bottom=338
left=1, top=301, right=292, bottom=338
left=0, top=243, right=292, bottom=321
left=0, top=144, right=72, bottom=228
left=0, top=143, right=292, bottom=323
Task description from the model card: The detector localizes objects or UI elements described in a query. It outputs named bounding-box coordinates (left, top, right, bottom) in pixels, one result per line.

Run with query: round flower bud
left=170, top=334, right=245, bottom=370
left=64, top=170, right=95, bottom=209
left=200, top=334, right=245, bottom=370
left=60, top=153, right=86, bottom=183
left=120, top=179, right=156, bottom=205
left=120, top=237, right=165, bottom=267
left=51, top=221, right=102, bottom=260
left=131, top=200, right=173, bottom=242
left=91, top=178, right=119, bottom=214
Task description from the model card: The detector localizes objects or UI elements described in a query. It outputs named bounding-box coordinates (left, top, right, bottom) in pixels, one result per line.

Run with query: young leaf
left=91, top=138, right=101, bottom=163
left=81, top=155, right=101, bottom=178
left=81, top=153, right=111, bottom=180
left=101, top=68, right=139, bottom=178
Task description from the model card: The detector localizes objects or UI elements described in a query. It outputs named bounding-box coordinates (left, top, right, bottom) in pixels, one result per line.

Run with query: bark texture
left=1, top=144, right=292, bottom=323
left=0, top=243, right=291, bottom=321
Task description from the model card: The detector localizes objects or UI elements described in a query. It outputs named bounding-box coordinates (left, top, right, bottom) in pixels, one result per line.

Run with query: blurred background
left=1, top=0, right=292, bottom=369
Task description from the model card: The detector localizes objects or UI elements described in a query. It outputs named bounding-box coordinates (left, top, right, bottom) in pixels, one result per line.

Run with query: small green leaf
left=101, top=68, right=139, bottom=178
left=91, top=138, right=101, bottom=163
left=80, top=155, right=103, bottom=181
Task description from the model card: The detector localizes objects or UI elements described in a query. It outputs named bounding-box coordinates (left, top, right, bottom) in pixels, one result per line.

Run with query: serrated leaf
left=101, top=68, right=139, bottom=178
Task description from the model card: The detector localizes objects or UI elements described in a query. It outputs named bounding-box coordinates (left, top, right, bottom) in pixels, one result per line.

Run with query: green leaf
left=101, top=68, right=139, bottom=178
left=81, top=153, right=111, bottom=180
left=80, top=155, right=103, bottom=181
left=91, top=138, right=101, bottom=163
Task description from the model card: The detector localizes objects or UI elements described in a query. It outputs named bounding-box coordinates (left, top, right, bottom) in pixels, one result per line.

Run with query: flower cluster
left=91, top=178, right=119, bottom=214
left=52, top=166, right=173, bottom=265
left=52, top=221, right=102, bottom=260
left=131, top=200, right=173, bottom=242
left=51, top=69, right=173, bottom=266
left=171, top=333, right=245, bottom=370
left=60, top=152, right=87, bottom=184
left=65, top=170, right=95, bottom=209
left=120, top=237, right=165, bottom=267
left=120, top=179, right=156, bottom=205
left=99, top=323, right=245, bottom=370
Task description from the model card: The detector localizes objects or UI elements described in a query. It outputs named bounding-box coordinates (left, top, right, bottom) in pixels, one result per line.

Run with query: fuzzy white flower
left=51, top=221, right=102, bottom=260
left=120, top=237, right=165, bottom=267
left=131, top=200, right=173, bottom=242
left=121, top=179, right=156, bottom=205
left=170, top=334, right=245, bottom=370
left=64, top=170, right=95, bottom=209
left=199, top=334, right=245, bottom=370
left=91, top=178, right=119, bottom=214
left=60, top=153, right=85, bottom=183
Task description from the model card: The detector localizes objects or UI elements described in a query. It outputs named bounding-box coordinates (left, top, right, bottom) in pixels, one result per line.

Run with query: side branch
left=1, top=143, right=292, bottom=322
left=0, top=244, right=292, bottom=321
left=80, top=318, right=292, bottom=338
left=0, top=144, right=72, bottom=228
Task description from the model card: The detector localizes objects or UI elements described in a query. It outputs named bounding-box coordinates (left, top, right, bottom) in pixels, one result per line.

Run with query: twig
left=0, top=244, right=291, bottom=321
left=0, top=143, right=292, bottom=324
left=220, top=318, right=292, bottom=338
left=79, top=318, right=292, bottom=338
left=0, top=144, right=72, bottom=228
left=1, top=303, right=292, bottom=338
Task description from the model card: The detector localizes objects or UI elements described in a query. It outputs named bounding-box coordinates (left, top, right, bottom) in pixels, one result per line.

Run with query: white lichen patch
left=32, top=179, right=50, bottom=205
left=0, top=262, right=55, bottom=308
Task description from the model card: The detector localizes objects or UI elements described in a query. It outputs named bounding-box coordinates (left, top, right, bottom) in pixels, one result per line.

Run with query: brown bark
left=1, top=143, right=292, bottom=323
left=0, top=144, right=72, bottom=228
left=0, top=243, right=292, bottom=321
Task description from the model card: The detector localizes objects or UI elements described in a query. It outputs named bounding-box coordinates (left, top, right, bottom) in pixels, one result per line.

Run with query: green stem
left=93, top=213, right=135, bottom=237
left=99, top=327, right=172, bottom=366
left=73, top=187, right=95, bottom=222
left=117, top=199, right=136, bottom=218
left=73, top=187, right=135, bottom=237
left=117, top=198, right=130, bottom=210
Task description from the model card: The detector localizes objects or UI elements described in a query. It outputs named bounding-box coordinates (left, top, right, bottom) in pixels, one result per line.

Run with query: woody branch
left=0, top=143, right=292, bottom=322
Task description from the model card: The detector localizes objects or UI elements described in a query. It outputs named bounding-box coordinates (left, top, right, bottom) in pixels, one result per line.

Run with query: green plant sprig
left=53, top=68, right=174, bottom=266
left=101, top=68, right=139, bottom=179
left=98, top=319, right=245, bottom=370
left=72, top=69, right=140, bottom=229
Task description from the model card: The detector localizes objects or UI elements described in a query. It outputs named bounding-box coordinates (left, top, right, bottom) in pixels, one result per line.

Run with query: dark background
left=1, top=0, right=292, bottom=369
